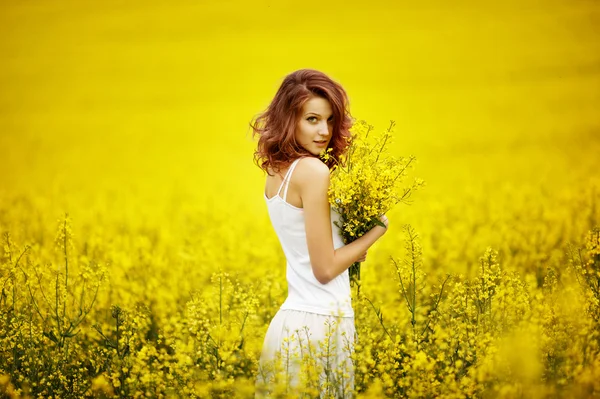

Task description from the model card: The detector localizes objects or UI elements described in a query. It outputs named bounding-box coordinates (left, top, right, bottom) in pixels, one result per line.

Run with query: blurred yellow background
left=1, top=0, right=598, bottom=208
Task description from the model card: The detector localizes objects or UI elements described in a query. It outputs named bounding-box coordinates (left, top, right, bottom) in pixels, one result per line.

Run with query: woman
left=251, top=69, right=388, bottom=398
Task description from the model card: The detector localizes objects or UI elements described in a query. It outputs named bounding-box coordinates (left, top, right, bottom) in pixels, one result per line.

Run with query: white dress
left=255, top=157, right=355, bottom=398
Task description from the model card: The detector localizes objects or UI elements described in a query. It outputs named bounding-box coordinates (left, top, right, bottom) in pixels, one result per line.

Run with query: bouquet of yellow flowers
left=321, top=119, right=424, bottom=285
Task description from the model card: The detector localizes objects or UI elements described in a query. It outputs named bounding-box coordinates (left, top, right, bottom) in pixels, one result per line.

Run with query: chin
left=310, top=148, right=324, bottom=156
left=300, top=146, right=322, bottom=157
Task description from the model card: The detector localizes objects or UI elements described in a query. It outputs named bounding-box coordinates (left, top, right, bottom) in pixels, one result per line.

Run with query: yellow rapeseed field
left=1, top=0, right=599, bottom=397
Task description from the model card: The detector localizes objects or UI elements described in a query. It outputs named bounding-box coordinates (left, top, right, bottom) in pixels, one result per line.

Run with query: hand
left=357, top=250, right=368, bottom=263
left=379, top=214, right=389, bottom=228
left=369, top=214, right=389, bottom=238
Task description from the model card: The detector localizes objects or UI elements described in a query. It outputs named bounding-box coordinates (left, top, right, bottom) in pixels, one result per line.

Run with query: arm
left=296, top=158, right=388, bottom=285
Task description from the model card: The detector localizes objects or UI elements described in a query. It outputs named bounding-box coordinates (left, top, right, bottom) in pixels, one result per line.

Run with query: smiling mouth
left=314, top=140, right=327, bottom=144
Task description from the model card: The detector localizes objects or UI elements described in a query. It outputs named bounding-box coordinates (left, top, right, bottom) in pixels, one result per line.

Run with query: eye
left=307, top=116, right=334, bottom=123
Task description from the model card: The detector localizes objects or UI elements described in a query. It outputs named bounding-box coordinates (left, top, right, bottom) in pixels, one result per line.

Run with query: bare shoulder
left=294, top=157, right=330, bottom=185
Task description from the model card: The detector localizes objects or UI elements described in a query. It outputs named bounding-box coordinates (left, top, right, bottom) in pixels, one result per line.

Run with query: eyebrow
left=305, top=112, right=333, bottom=117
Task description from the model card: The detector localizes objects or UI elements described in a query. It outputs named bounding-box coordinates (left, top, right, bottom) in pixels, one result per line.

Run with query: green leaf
left=44, top=330, right=59, bottom=344
left=373, top=218, right=386, bottom=228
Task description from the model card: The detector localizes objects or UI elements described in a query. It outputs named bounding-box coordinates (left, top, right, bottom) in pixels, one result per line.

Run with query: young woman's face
left=295, top=96, right=334, bottom=156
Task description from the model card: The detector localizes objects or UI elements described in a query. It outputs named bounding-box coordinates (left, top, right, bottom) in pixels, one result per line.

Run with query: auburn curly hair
left=250, top=69, right=354, bottom=175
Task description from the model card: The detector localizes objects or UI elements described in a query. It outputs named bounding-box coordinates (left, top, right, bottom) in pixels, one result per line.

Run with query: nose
left=318, top=121, right=330, bottom=136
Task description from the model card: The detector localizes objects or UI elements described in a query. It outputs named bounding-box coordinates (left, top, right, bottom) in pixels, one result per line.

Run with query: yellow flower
left=328, top=119, right=424, bottom=282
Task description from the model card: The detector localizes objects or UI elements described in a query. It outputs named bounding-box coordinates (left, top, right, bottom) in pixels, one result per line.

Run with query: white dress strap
left=278, top=158, right=303, bottom=201
left=275, top=160, right=296, bottom=197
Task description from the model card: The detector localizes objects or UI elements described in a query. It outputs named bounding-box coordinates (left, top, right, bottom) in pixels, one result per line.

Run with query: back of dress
left=264, top=157, right=354, bottom=318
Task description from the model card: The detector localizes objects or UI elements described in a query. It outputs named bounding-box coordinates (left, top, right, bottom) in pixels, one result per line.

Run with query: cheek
left=295, top=123, right=305, bottom=141
left=298, top=123, right=313, bottom=141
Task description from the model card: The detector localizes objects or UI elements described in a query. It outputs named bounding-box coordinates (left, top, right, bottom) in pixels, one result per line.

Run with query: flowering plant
left=321, top=119, right=425, bottom=285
